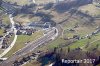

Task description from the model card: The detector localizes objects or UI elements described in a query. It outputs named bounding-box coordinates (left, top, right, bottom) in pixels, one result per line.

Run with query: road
left=0, top=15, right=18, bottom=58
left=0, top=25, right=61, bottom=66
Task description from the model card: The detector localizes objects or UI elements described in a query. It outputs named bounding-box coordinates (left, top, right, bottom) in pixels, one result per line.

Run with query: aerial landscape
left=0, top=0, right=100, bottom=66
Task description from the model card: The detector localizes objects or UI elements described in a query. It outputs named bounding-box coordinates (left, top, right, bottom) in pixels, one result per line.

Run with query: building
left=26, top=22, right=51, bottom=29
left=16, top=28, right=36, bottom=35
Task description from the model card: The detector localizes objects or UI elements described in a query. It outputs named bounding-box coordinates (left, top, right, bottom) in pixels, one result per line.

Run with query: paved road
left=0, top=26, right=60, bottom=66
left=0, top=15, right=18, bottom=58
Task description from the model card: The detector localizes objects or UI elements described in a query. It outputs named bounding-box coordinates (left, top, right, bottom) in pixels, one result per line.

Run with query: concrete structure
left=25, top=22, right=51, bottom=29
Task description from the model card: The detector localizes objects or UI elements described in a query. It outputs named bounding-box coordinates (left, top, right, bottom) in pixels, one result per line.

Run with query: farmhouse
left=16, top=28, right=36, bottom=35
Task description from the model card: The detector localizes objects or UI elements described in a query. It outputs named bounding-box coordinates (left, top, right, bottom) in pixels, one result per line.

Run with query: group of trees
left=20, top=4, right=37, bottom=14
left=43, top=2, right=54, bottom=10
left=34, top=12, right=56, bottom=26
left=38, top=47, right=100, bottom=66
left=10, top=3, right=37, bottom=16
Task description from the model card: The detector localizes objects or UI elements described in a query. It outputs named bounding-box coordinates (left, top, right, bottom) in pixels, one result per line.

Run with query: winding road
left=0, top=15, right=18, bottom=58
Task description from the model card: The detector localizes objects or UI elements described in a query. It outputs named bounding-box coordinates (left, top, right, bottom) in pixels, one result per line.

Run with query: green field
left=14, top=14, right=41, bottom=23
left=0, top=6, right=5, bottom=10
left=0, top=35, right=14, bottom=54
left=2, top=14, right=10, bottom=24
left=35, top=32, right=100, bottom=53
left=8, top=35, right=15, bottom=45
left=68, top=33, right=100, bottom=50
left=64, top=27, right=96, bottom=38
left=0, top=50, right=4, bottom=54
left=3, top=31, right=43, bottom=57
left=86, top=40, right=100, bottom=50
left=3, top=1, right=99, bottom=66
left=33, top=3, right=100, bottom=52
left=0, top=29, right=4, bottom=35
left=24, top=32, right=100, bottom=66
left=35, top=36, right=67, bottom=51
left=62, top=20, right=96, bottom=38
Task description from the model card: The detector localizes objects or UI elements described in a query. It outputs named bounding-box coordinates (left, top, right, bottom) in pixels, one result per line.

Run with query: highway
left=0, top=26, right=61, bottom=66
